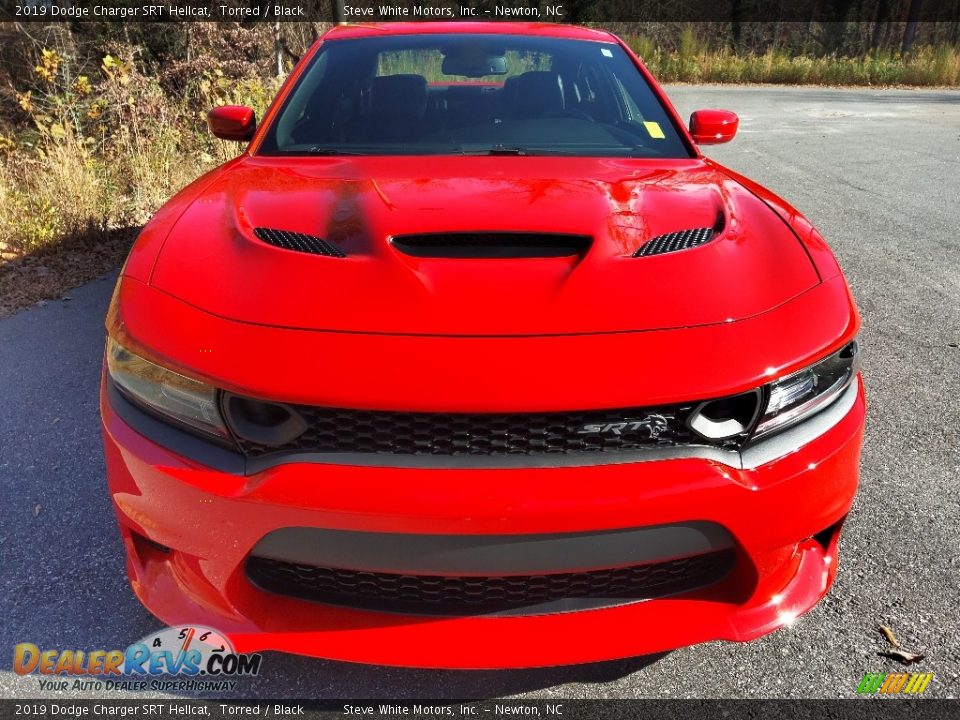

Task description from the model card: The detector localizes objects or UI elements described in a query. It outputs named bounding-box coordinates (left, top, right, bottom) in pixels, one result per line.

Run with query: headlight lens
left=106, top=338, right=229, bottom=439
left=753, top=340, right=859, bottom=440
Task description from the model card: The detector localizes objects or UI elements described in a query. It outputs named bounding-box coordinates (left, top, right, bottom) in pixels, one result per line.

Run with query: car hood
left=149, top=156, right=819, bottom=336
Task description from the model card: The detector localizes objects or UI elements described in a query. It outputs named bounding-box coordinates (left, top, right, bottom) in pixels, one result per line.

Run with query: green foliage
left=0, top=187, right=63, bottom=250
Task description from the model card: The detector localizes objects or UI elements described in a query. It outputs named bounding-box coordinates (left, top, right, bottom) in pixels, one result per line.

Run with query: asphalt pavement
left=1, top=85, right=959, bottom=700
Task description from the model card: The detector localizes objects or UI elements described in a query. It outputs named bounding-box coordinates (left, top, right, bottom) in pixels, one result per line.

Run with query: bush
left=0, top=42, right=281, bottom=257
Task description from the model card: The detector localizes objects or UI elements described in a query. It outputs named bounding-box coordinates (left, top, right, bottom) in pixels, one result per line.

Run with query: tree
left=820, top=0, right=859, bottom=54
left=901, top=0, right=925, bottom=54
left=870, top=0, right=892, bottom=50
left=730, top=0, right=746, bottom=52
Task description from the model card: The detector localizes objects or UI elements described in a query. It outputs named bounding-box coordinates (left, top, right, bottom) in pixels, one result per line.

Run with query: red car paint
left=206, top=105, right=256, bottom=142
left=689, top=109, right=740, bottom=145
left=101, top=22, right=864, bottom=668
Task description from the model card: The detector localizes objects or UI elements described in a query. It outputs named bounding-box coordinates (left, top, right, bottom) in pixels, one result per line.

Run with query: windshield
left=259, top=33, right=691, bottom=158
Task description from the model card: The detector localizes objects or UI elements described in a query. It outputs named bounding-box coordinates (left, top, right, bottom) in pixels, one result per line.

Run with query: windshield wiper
left=293, top=144, right=584, bottom=157
left=303, top=146, right=370, bottom=156
left=486, top=145, right=530, bottom=156
left=298, top=144, right=468, bottom=156
left=457, top=145, right=577, bottom=156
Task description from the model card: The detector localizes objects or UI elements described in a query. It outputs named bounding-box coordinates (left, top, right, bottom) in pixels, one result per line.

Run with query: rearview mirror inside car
left=441, top=52, right=507, bottom=77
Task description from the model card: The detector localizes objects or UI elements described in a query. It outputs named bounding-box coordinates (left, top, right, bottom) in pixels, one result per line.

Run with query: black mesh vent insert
left=254, top=228, right=346, bottom=258
left=392, top=233, right=591, bottom=258
left=246, top=550, right=735, bottom=616
left=227, top=400, right=729, bottom=458
left=634, top=227, right=716, bottom=257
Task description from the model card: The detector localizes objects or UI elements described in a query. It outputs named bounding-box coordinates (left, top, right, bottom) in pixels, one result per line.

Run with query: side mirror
left=207, top=105, right=256, bottom=142
left=689, top=109, right=739, bottom=145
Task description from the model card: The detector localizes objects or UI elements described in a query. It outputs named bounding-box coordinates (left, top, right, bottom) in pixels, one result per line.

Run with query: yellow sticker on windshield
left=644, top=121, right=666, bottom=139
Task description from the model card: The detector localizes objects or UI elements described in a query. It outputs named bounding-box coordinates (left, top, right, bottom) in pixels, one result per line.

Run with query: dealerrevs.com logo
left=14, top=626, right=262, bottom=693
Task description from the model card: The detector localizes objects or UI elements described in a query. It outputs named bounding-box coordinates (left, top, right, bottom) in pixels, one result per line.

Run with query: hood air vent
left=254, top=228, right=346, bottom=258
left=391, top=233, right=591, bottom=259
left=634, top=227, right=716, bottom=257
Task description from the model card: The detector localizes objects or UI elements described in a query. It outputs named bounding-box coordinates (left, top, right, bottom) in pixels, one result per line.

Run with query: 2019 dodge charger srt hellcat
left=101, top=22, right=864, bottom=668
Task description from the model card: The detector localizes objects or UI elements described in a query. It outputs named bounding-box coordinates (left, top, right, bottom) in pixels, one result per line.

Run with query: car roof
left=322, top=22, right=616, bottom=42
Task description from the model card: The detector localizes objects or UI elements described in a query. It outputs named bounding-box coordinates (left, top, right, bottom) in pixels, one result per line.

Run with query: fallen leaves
left=879, top=624, right=899, bottom=647
left=0, top=227, right=136, bottom=318
left=878, top=624, right=926, bottom=665
left=883, top=648, right=926, bottom=665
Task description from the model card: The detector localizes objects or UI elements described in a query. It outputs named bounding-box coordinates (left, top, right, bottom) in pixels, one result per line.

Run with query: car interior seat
left=510, top=71, right=565, bottom=118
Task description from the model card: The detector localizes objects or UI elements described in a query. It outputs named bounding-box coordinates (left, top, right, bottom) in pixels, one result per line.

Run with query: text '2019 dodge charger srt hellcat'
left=101, top=23, right=864, bottom=668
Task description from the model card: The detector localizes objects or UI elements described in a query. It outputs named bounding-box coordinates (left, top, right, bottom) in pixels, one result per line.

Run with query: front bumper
left=100, top=376, right=865, bottom=669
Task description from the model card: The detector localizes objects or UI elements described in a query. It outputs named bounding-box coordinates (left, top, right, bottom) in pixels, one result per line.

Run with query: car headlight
left=753, top=340, right=860, bottom=440
left=106, top=337, right=229, bottom=439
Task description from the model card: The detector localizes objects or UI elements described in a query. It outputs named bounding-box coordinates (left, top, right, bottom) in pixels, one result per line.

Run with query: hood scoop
left=391, top=232, right=592, bottom=259
left=254, top=227, right=346, bottom=258
left=151, top=158, right=822, bottom=335
left=634, top=226, right=718, bottom=258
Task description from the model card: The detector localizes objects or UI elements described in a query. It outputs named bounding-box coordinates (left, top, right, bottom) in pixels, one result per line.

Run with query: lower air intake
left=391, top=232, right=591, bottom=258
left=634, top=227, right=716, bottom=257
left=246, top=550, right=735, bottom=616
left=254, top=228, right=346, bottom=258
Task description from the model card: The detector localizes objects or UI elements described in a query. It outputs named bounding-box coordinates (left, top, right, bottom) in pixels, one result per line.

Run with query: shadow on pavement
left=246, top=651, right=667, bottom=699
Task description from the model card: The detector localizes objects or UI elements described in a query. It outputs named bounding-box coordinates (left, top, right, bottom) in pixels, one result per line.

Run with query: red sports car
left=101, top=22, right=864, bottom=668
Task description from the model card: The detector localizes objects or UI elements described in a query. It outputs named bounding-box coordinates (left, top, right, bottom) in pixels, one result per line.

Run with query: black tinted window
left=260, top=33, right=690, bottom=158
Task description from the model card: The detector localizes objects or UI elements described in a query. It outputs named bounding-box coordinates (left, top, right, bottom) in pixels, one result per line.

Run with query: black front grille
left=634, top=227, right=716, bottom=257
left=246, top=550, right=735, bottom=616
left=254, top=227, right=346, bottom=258
left=391, top=232, right=591, bottom=258
left=229, top=401, right=717, bottom=458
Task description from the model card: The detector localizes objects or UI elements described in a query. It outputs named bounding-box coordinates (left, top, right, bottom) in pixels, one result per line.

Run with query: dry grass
left=0, top=134, right=209, bottom=261
left=629, top=34, right=960, bottom=86
left=0, top=46, right=279, bottom=255
left=0, top=48, right=280, bottom=315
